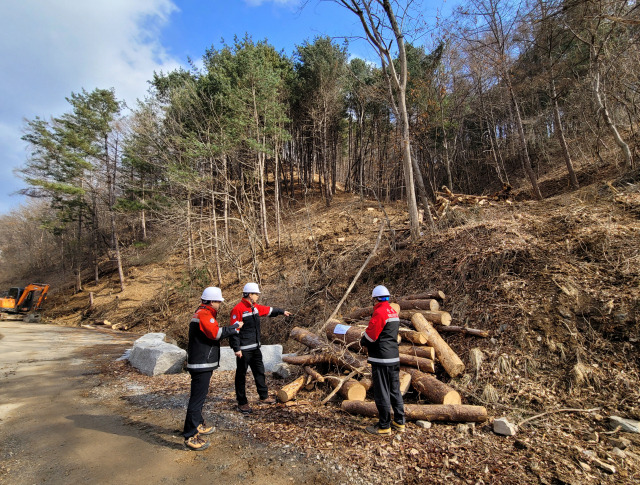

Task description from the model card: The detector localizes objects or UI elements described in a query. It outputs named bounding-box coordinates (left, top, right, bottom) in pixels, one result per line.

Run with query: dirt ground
left=0, top=322, right=339, bottom=485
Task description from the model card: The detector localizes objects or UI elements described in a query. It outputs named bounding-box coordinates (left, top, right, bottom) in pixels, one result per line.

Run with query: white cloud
left=0, top=0, right=182, bottom=213
left=244, top=0, right=301, bottom=7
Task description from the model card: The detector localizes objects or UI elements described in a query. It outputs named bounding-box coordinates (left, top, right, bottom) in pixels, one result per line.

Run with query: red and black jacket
left=360, top=301, right=400, bottom=366
left=186, top=304, right=240, bottom=372
left=229, top=298, right=284, bottom=352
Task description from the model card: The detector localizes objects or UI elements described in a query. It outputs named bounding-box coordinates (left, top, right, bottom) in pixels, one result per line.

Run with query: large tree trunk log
left=402, top=366, right=461, bottom=405
left=400, top=309, right=452, bottom=326
left=277, top=375, right=306, bottom=403
left=359, top=377, right=373, bottom=391
left=341, top=401, right=487, bottom=422
left=325, top=376, right=367, bottom=401
left=399, top=370, right=411, bottom=396
left=327, top=321, right=400, bottom=349
left=398, top=353, right=435, bottom=373
left=282, top=353, right=336, bottom=366
left=398, top=328, right=428, bottom=345
left=411, top=314, right=465, bottom=377
left=398, top=299, right=440, bottom=311
left=343, top=307, right=373, bottom=321
left=303, top=366, right=325, bottom=383
left=398, top=344, right=435, bottom=360
left=325, top=320, right=366, bottom=353
left=402, top=291, right=446, bottom=302
left=435, top=325, right=489, bottom=338
left=290, top=327, right=368, bottom=372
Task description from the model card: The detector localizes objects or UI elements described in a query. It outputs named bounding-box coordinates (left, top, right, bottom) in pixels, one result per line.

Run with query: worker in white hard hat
left=229, top=282, right=291, bottom=413
left=183, top=287, right=244, bottom=450
left=359, top=285, right=405, bottom=435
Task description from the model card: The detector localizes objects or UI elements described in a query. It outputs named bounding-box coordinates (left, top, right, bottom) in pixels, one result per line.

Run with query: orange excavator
left=0, top=284, right=49, bottom=321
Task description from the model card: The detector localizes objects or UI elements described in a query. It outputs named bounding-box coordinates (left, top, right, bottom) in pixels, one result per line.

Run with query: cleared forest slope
left=42, top=167, right=640, bottom=484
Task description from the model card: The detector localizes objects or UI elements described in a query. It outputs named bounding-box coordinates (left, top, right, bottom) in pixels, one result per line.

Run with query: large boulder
left=128, top=333, right=186, bottom=376
left=217, top=345, right=283, bottom=372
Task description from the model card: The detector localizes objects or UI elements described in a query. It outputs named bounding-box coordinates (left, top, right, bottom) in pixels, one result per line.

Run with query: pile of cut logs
left=279, top=290, right=490, bottom=424
left=435, top=184, right=512, bottom=220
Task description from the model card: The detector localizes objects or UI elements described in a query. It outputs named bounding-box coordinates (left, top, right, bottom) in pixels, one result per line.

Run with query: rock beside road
left=128, top=333, right=186, bottom=376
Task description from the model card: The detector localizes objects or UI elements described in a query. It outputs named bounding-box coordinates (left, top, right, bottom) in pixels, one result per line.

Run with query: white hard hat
left=201, top=286, right=224, bottom=302
left=371, top=285, right=390, bottom=298
left=243, top=282, right=261, bottom=294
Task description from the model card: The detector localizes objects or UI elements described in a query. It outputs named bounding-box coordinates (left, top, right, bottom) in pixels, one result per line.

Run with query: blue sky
left=0, top=0, right=452, bottom=216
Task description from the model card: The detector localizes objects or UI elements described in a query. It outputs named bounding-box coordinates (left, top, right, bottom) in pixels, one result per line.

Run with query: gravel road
left=0, top=321, right=331, bottom=485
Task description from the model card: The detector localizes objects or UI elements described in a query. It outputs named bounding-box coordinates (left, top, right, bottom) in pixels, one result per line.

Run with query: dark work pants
left=183, top=369, right=213, bottom=438
left=235, top=348, right=268, bottom=405
left=371, top=363, right=405, bottom=429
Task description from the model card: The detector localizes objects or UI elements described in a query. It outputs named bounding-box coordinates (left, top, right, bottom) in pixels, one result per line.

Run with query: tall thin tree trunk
left=410, top=152, right=436, bottom=232
left=275, top=141, right=282, bottom=249
left=550, top=78, right=579, bottom=188
left=258, top=150, right=270, bottom=249
left=186, top=195, right=193, bottom=274
left=223, top=155, right=230, bottom=246
left=507, top=79, right=543, bottom=200
left=593, top=68, right=632, bottom=168
left=211, top=187, right=222, bottom=287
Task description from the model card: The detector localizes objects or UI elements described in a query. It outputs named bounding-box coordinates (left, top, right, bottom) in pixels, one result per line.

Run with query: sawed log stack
left=276, top=288, right=489, bottom=425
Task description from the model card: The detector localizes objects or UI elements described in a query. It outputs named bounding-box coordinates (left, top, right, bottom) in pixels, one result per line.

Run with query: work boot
left=197, top=421, right=214, bottom=435
left=259, top=396, right=276, bottom=405
left=184, top=433, right=210, bottom=451
left=237, top=403, right=252, bottom=414
left=391, top=421, right=406, bottom=433
left=364, top=424, right=392, bottom=436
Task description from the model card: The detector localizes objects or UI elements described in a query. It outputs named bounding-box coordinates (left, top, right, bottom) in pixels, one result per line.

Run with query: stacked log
left=325, top=376, right=367, bottom=401
left=398, top=328, right=428, bottom=345
left=325, top=320, right=367, bottom=353
left=398, top=344, right=435, bottom=360
left=276, top=288, right=490, bottom=425
left=399, top=309, right=452, bottom=326
left=342, top=401, right=488, bottom=423
left=397, top=299, right=441, bottom=312
left=398, top=353, right=435, bottom=373
left=402, top=290, right=446, bottom=302
left=277, top=375, right=307, bottom=403
left=402, top=367, right=461, bottom=405
left=411, top=313, right=465, bottom=377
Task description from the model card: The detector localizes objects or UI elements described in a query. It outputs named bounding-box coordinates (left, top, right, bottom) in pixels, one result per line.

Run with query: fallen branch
left=435, top=325, right=489, bottom=338
left=282, top=353, right=336, bottom=366
left=290, top=327, right=368, bottom=372
left=517, top=407, right=601, bottom=427
left=325, top=375, right=366, bottom=401
left=303, top=365, right=325, bottom=383
left=321, top=369, right=359, bottom=405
